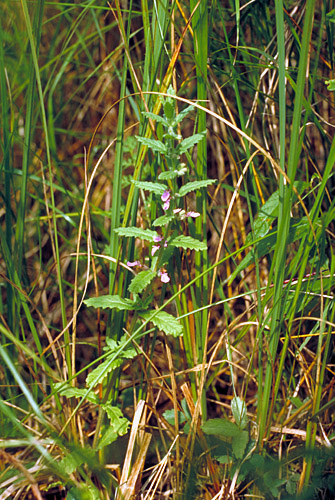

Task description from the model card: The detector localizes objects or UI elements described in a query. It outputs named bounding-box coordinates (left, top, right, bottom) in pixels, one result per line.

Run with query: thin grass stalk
left=20, top=0, right=71, bottom=374
left=0, top=18, right=14, bottom=341
left=258, top=0, right=316, bottom=445
left=190, top=0, right=208, bottom=421
left=15, top=1, right=44, bottom=282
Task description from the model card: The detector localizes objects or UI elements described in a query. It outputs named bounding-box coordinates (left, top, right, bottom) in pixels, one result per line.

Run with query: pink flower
left=127, top=260, right=141, bottom=267
left=161, top=190, right=170, bottom=202
left=159, top=270, right=170, bottom=283
left=151, top=245, right=160, bottom=256
left=186, top=211, right=200, bottom=218
left=173, top=208, right=182, bottom=214
left=163, top=201, right=169, bottom=211
left=161, top=190, right=171, bottom=211
left=153, top=235, right=163, bottom=242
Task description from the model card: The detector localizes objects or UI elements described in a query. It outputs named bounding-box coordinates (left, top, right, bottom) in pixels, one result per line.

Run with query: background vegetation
left=1, top=0, right=335, bottom=498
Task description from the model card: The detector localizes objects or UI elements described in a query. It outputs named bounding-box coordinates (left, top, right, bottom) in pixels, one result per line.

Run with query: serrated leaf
left=202, top=418, right=240, bottom=438
left=100, top=404, right=129, bottom=438
left=178, top=131, right=207, bottom=154
left=172, top=105, right=194, bottom=126
left=164, top=100, right=174, bottom=120
left=140, top=310, right=184, bottom=337
left=178, top=179, right=217, bottom=197
left=84, top=295, right=137, bottom=311
left=128, top=270, right=155, bottom=294
left=232, top=430, right=249, bottom=459
left=153, top=214, right=175, bottom=226
left=86, top=334, right=137, bottom=388
left=131, top=180, right=167, bottom=195
left=115, top=226, right=158, bottom=242
left=136, top=135, right=166, bottom=154
left=54, top=383, right=98, bottom=404
left=231, top=397, right=248, bottom=429
left=142, top=111, right=168, bottom=125
left=158, top=169, right=183, bottom=180
left=169, top=235, right=207, bottom=251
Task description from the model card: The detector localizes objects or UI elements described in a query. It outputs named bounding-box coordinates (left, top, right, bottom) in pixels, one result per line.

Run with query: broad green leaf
left=54, top=383, right=99, bottom=404
left=326, top=79, right=335, bottom=91
left=128, top=270, right=155, bottom=294
left=115, top=226, right=159, bottom=242
left=140, top=310, right=184, bottom=337
left=142, top=111, right=168, bottom=125
left=178, top=131, right=207, bottom=154
left=100, top=404, right=129, bottom=438
left=172, top=105, right=194, bottom=126
left=164, top=100, right=174, bottom=120
left=232, top=430, right=249, bottom=459
left=178, top=179, right=217, bottom=197
left=169, top=235, right=207, bottom=251
left=136, top=135, right=166, bottom=154
left=153, top=214, right=175, bottom=226
left=202, top=418, right=240, bottom=438
left=84, top=295, right=137, bottom=311
left=67, top=485, right=100, bottom=500
left=86, top=334, right=137, bottom=387
left=231, top=396, right=248, bottom=429
left=131, top=180, right=167, bottom=195
left=158, top=169, right=186, bottom=180
left=59, top=445, right=96, bottom=475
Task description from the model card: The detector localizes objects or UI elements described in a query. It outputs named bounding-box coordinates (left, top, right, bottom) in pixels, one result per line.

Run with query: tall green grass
left=0, top=1, right=334, bottom=499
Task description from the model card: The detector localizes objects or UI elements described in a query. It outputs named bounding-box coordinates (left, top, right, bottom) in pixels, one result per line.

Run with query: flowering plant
left=85, top=86, right=216, bottom=344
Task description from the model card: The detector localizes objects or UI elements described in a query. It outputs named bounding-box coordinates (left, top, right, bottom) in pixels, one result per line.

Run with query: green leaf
left=326, top=9, right=335, bottom=22
left=54, top=383, right=99, bottom=404
left=136, top=135, right=167, bottom=154
left=140, top=310, right=184, bottom=337
left=128, top=270, right=155, bottom=294
left=114, top=226, right=159, bottom=242
left=178, top=179, right=217, bottom=197
left=152, top=214, right=175, bottom=226
left=86, top=336, right=137, bottom=388
left=172, top=105, right=194, bottom=126
left=84, top=295, right=137, bottom=311
left=326, top=79, right=335, bottom=91
left=232, top=430, right=249, bottom=459
left=142, top=111, right=168, bottom=125
left=231, top=396, right=248, bottom=429
left=131, top=180, right=167, bottom=195
left=178, top=131, right=207, bottom=154
left=164, top=100, right=175, bottom=120
left=202, top=418, right=240, bottom=438
left=158, top=169, right=185, bottom=180
left=169, top=235, right=207, bottom=251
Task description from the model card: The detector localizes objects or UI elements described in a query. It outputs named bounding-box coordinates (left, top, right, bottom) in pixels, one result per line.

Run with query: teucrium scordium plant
left=84, top=86, right=216, bottom=393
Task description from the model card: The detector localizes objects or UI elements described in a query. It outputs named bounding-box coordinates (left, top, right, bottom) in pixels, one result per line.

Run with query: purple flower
left=153, top=235, right=163, bottom=242
left=151, top=245, right=160, bottom=256
left=161, top=190, right=170, bottom=202
left=173, top=208, right=182, bottom=214
left=127, top=260, right=141, bottom=267
left=186, top=211, right=200, bottom=218
left=163, top=200, right=170, bottom=211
